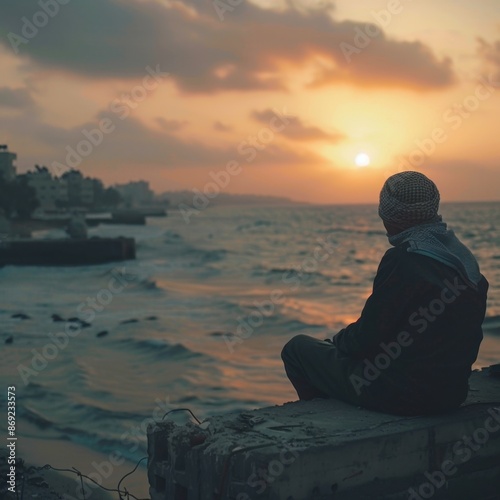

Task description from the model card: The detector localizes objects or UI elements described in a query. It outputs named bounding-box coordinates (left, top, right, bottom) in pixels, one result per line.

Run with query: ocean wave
left=483, top=315, right=500, bottom=335
left=24, top=381, right=65, bottom=401
left=484, top=315, right=500, bottom=324
left=162, top=228, right=228, bottom=263
left=69, top=402, right=144, bottom=423
left=164, top=229, right=183, bottom=243
left=250, top=266, right=352, bottom=291
left=318, top=226, right=385, bottom=236
left=60, top=425, right=148, bottom=461
left=184, top=247, right=228, bottom=264
left=252, top=265, right=329, bottom=282
left=236, top=220, right=273, bottom=232
left=117, top=338, right=202, bottom=359
left=164, top=240, right=228, bottom=265
left=21, top=399, right=156, bottom=459
left=19, top=394, right=173, bottom=458
left=127, top=277, right=161, bottom=291
left=280, top=319, right=326, bottom=332
left=21, top=405, right=55, bottom=429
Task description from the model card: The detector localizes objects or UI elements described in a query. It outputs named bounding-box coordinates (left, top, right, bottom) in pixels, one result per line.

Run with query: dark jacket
left=331, top=242, right=489, bottom=416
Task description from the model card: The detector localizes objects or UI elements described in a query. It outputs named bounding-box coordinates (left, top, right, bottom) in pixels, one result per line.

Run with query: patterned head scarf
left=378, top=171, right=440, bottom=230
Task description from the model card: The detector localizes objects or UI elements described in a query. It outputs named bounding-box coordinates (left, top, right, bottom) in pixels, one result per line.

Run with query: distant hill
left=158, top=190, right=309, bottom=208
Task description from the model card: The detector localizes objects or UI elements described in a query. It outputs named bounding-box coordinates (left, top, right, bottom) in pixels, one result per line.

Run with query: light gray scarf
left=388, top=220, right=481, bottom=289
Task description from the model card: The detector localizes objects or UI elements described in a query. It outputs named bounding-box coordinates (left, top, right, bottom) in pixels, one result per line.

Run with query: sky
left=0, top=0, right=499, bottom=204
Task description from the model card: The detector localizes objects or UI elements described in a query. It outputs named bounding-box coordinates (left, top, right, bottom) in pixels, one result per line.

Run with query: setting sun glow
left=355, top=153, right=370, bottom=167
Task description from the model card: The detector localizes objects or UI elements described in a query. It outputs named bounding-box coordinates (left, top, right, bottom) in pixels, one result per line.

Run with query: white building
left=114, top=180, right=154, bottom=206
left=0, top=145, right=17, bottom=181
left=25, top=165, right=68, bottom=210
left=62, top=170, right=94, bottom=206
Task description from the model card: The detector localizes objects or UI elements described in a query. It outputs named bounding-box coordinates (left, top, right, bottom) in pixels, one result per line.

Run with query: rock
left=121, top=318, right=139, bottom=324
left=208, top=331, right=233, bottom=338
left=67, top=317, right=91, bottom=328
left=96, top=330, right=108, bottom=338
left=51, top=314, right=65, bottom=322
left=5, top=335, right=13, bottom=344
left=11, top=312, right=30, bottom=320
left=145, top=315, right=158, bottom=321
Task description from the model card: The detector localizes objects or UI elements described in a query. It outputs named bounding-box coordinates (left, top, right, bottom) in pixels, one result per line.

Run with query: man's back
left=340, top=246, right=489, bottom=415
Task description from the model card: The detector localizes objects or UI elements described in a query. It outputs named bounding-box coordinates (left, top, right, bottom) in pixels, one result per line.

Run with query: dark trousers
left=281, top=334, right=361, bottom=405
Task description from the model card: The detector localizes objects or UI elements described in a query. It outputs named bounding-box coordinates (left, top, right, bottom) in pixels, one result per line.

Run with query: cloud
left=309, top=36, right=455, bottom=91
left=0, top=106, right=324, bottom=177
left=213, top=121, right=232, bottom=132
left=477, top=37, right=500, bottom=67
left=0, top=0, right=456, bottom=93
left=423, top=160, right=500, bottom=202
left=0, top=86, right=35, bottom=110
left=477, top=36, right=500, bottom=82
left=155, top=117, right=188, bottom=131
left=252, top=108, right=345, bottom=142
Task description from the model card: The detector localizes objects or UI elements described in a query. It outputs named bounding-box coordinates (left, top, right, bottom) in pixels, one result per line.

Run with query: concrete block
left=147, top=366, right=500, bottom=499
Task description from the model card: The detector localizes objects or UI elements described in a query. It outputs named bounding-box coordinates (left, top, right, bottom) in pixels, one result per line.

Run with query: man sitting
left=281, top=171, right=489, bottom=416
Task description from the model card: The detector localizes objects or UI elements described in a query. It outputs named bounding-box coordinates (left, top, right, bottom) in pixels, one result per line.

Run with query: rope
left=162, top=407, right=202, bottom=424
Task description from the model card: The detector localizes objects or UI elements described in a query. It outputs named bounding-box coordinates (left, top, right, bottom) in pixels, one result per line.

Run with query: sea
left=1, top=202, right=499, bottom=498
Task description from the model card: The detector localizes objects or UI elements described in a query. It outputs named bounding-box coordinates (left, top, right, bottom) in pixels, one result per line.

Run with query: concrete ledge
left=147, top=366, right=500, bottom=499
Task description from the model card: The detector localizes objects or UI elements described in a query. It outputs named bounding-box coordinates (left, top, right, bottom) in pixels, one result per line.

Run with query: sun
left=355, top=152, right=370, bottom=167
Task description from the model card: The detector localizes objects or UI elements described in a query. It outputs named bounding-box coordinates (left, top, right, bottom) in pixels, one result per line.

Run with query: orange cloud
left=477, top=36, right=500, bottom=82
left=155, top=118, right=188, bottom=132
left=0, top=0, right=456, bottom=93
left=0, top=86, right=35, bottom=110
left=308, top=35, right=455, bottom=91
left=252, top=109, right=345, bottom=142
left=213, top=121, right=233, bottom=132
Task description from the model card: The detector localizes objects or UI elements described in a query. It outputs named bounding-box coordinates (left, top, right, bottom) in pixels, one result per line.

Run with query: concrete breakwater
left=148, top=365, right=500, bottom=500
left=0, top=237, right=136, bottom=266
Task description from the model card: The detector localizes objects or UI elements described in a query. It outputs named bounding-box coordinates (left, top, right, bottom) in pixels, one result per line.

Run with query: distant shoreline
left=160, top=191, right=500, bottom=209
